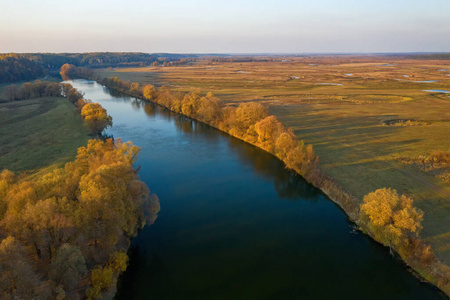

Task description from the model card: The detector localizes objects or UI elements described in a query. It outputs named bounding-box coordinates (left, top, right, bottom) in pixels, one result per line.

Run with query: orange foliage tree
left=360, top=188, right=423, bottom=248
left=81, top=103, right=113, bottom=135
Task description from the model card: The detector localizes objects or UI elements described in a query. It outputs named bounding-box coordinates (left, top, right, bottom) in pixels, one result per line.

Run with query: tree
left=66, top=87, right=84, bottom=103
left=181, top=91, right=201, bottom=117
left=81, top=103, right=113, bottom=135
left=284, top=142, right=306, bottom=174
left=0, top=237, right=48, bottom=299
left=20, top=82, right=34, bottom=99
left=130, top=82, right=141, bottom=96
left=24, top=197, right=76, bottom=259
left=4, top=85, right=19, bottom=101
left=32, top=80, right=47, bottom=97
left=86, top=266, right=114, bottom=300
left=197, top=93, right=223, bottom=125
left=275, top=132, right=297, bottom=161
left=60, top=63, right=77, bottom=80
left=230, top=102, right=268, bottom=139
left=45, top=82, right=61, bottom=97
left=108, top=251, right=129, bottom=272
left=254, top=115, right=284, bottom=152
left=50, top=244, right=87, bottom=291
left=360, top=188, right=423, bottom=247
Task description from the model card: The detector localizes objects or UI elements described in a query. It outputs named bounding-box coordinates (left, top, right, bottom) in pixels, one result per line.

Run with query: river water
left=68, top=80, right=445, bottom=300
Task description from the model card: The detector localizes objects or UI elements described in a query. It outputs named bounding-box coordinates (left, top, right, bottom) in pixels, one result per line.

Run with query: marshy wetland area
left=97, top=55, right=450, bottom=292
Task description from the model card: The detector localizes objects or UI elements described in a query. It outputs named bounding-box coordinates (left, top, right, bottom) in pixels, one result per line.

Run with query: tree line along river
left=67, top=79, right=446, bottom=300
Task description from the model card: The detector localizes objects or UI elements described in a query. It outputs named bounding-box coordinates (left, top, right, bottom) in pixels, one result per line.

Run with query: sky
left=1, top=0, right=449, bottom=54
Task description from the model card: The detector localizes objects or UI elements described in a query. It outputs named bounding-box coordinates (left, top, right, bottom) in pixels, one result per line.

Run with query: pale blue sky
left=1, top=0, right=449, bottom=53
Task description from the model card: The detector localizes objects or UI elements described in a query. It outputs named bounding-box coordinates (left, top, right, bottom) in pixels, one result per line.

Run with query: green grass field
left=0, top=97, right=91, bottom=172
left=95, top=56, right=450, bottom=265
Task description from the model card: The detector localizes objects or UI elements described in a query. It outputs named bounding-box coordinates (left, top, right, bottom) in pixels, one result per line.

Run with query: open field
left=96, top=56, right=450, bottom=264
left=0, top=97, right=91, bottom=172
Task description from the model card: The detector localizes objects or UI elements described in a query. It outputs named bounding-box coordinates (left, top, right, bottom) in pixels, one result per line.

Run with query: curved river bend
left=68, top=80, right=445, bottom=300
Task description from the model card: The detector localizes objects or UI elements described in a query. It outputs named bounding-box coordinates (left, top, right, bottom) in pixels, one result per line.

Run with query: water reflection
left=143, top=103, right=157, bottom=119
left=131, top=98, right=142, bottom=111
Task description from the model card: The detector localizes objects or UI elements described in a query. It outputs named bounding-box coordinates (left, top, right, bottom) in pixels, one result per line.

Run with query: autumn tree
left=86, top=266, right=114, bottom=299
left=229, top=102, right=268, bottom=140
left=275, top=132, right=297, bottom=161
left=197, top=92, right=223, bottom=125
left=74, top=139, right=149, bottom=250
left=255, top=115, right=284, bottom=152
left=130, top=82, right=141, bottom=96
left=142, top=84, right=156, bottom=100
left=81, top=103, right=113, bottom=135
left=60, top=63, right=77, bottom=80
left=181, top=91, right=202, bottom=117
left=360, top=188, right=423, bottom=248
left=50, top=244, right=87, bottom=291
left=0, top=237, right=48, bottom=299
left=108, top=251, right=129, bottom=272
left=24, top=197, right=76, bottom=259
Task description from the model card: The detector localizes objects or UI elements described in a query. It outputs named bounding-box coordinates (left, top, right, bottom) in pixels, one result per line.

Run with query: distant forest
left=0, top=52, right=183, bottom=83
left=410, top=53, right=450, bottom=60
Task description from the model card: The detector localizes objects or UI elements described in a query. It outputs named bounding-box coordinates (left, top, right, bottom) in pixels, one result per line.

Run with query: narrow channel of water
left=68, top=80, right=445, bottom=300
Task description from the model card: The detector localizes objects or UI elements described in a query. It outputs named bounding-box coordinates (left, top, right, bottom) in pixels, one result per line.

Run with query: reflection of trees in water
left=171, top=115, right=222, bottom=144
left=228, top=137, right=319, bottom=202
left=274, top=172, right=318, bottom=202
left=103, top=86, right=125, bottom=98
left=144, top=103, right=157, bottom=119
left=130, top=98, right=142, bottom=111
left=173, top=116, right=193, bottom=134
left=143, top=102, right=174, bottom=122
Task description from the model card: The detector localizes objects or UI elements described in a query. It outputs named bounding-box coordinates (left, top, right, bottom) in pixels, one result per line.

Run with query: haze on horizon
left=1, top=0, right=449, bottom=54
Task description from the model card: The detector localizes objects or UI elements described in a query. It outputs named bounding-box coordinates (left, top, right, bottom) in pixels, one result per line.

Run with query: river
left=67, top=79, right=445, bottom=299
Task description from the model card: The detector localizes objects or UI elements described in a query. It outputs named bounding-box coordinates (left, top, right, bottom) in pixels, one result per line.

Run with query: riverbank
left=95, top=76, right=449, bottom=297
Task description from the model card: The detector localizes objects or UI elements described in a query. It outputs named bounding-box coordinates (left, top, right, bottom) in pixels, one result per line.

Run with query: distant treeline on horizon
left=1, top=51, right=449, bottom=83
left=0, top=52, right=193, bottom=83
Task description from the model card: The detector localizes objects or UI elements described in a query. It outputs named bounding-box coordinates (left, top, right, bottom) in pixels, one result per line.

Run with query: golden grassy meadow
left=96, top=56, right=450, bottom=264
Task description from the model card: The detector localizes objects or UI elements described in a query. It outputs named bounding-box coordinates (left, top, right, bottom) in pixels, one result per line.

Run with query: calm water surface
left=68, top=80, right=445, bottom=300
